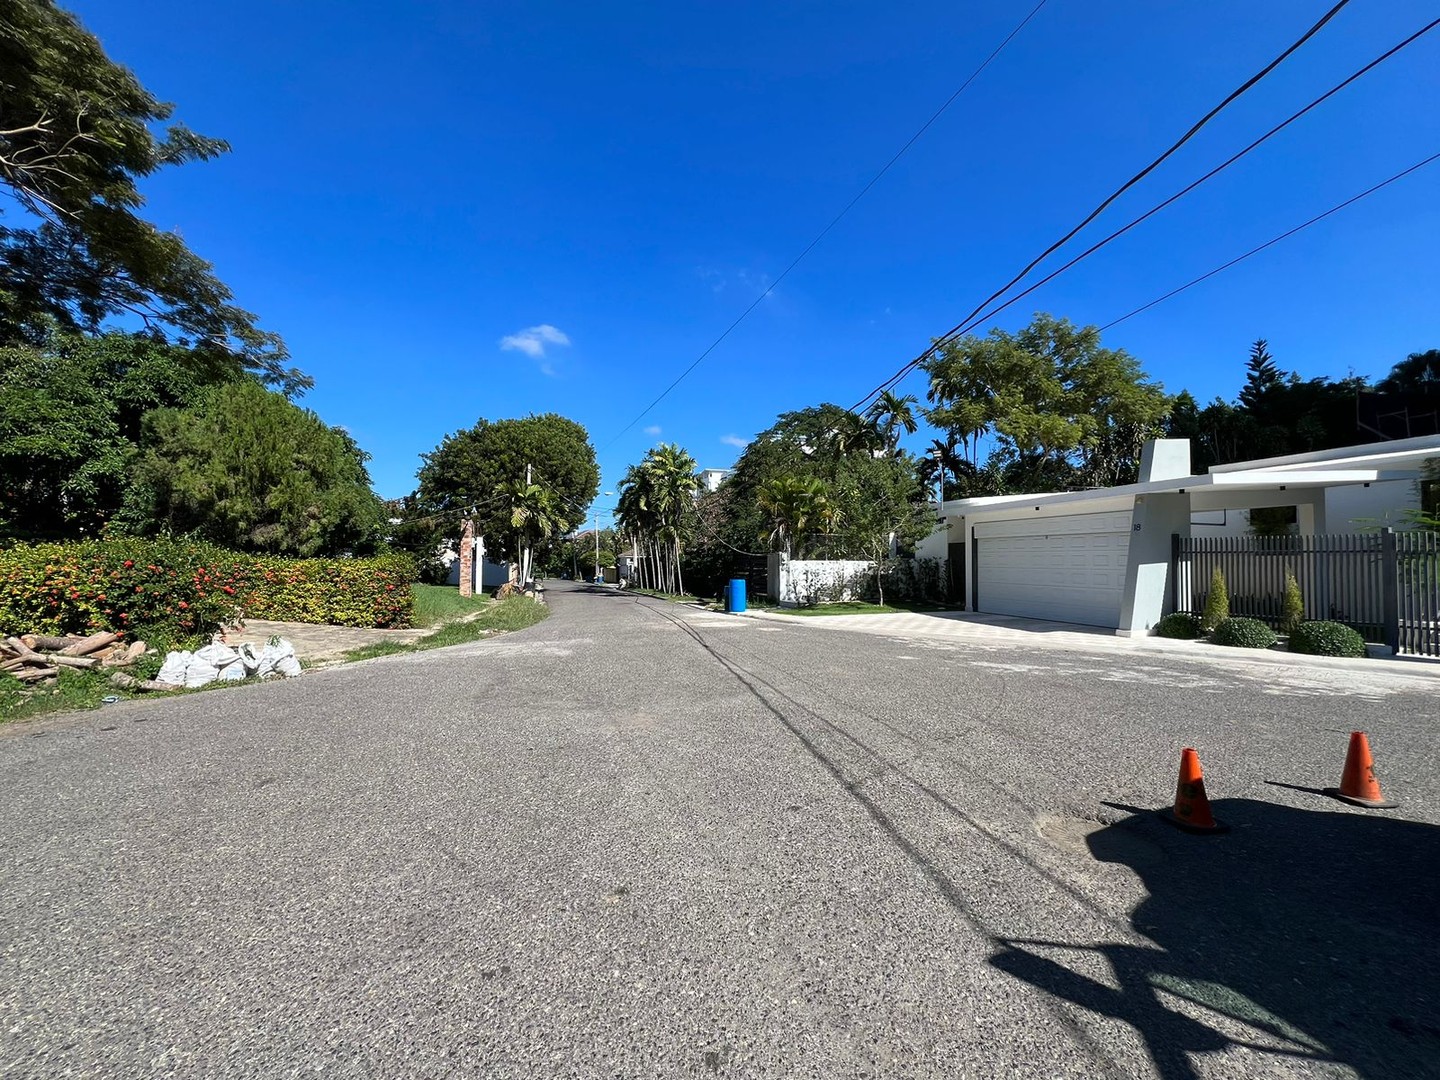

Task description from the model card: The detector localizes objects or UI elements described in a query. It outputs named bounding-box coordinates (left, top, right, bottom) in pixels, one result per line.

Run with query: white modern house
left=698, top=468, right=734, bottom=493
left=917, top=435, right=1440, bottom=636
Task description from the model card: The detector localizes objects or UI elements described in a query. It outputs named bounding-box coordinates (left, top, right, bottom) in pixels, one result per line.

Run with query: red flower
left=178, top=601, right=189, bottom=610
left=123, top=560, right=134, bottom=569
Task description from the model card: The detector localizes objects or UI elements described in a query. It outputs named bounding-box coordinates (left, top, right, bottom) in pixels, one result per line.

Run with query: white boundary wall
left=767, top=554, right=874, bottom=607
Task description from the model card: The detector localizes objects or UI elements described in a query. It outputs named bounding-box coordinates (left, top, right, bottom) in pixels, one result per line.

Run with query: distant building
left=698, top=468, right=733, bottom=493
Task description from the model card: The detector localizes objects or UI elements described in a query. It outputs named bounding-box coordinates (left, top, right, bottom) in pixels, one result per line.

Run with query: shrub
left=0, top=541, right=417, bottom=638
left=0, top=538, right=248, bottom=639
left=1288, top=620, right=1366, bottom=657
left=1211, top=617, right=1278, bottom=649
left=1280, top=566, right=1305, bottom=634
left=243, top=553, right=415, bottom=628
left=1200, top=566, right=1230, bottom=631
left=1155, top=611, right=1204, bottom=639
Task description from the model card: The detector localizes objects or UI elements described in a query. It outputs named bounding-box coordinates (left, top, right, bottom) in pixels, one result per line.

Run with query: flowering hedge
left=243, top=554, right=415, bottom=628
left=0, top=540, right=415, bottom=637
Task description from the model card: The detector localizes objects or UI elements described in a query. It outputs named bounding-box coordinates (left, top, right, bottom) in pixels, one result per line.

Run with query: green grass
left=343, top=595, right=549, bottom=662
left=1, top=629, right=223, bottom=725
left=1, top=666, right=120, bottom=722
left=627, top=588, right=704, bottom=604
left=411, top=583, right=494, bottom=627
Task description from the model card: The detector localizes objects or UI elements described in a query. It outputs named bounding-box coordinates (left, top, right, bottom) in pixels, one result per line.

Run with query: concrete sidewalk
left=745, top=605, right=1440, bottom=684
left=221, top=618, right=430, bottom=662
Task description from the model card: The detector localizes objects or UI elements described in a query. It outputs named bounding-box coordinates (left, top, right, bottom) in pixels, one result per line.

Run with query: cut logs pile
left=1, top=632, right=154, bottom=689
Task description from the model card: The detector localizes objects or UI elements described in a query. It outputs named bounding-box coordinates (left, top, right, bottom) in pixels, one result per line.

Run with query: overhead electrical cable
left=1099, top=151, right=1440, bottom=330
left=849, top=9, right=1440, bottom=409
left=599, top=0, right=1053, bottom=450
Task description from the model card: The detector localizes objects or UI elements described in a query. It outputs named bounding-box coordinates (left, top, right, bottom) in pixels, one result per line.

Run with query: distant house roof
left=943, top=435, right=1440, bottom=518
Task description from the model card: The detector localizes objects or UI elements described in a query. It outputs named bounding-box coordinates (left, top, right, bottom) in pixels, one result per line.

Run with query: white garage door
left=974, top=511, right=1132, bottom=628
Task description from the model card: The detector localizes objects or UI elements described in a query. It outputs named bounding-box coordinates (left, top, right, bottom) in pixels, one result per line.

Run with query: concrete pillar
left=1116, top=439, right=1195, bottom=636
left=1117, top=492, right=1191, bottom=636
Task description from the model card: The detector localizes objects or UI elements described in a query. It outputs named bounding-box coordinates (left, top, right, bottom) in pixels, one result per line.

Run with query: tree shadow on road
left=991, top=799, right=1440, bottom=1079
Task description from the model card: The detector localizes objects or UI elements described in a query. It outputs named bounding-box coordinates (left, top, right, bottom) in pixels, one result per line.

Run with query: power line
left=850, top=11, right=1440, bottom=407
left=1099, top=150, right=1440, bottom=331
left=599, top=0, right=1053, bottom=450
left=848, top=0, right=1358, bottom=411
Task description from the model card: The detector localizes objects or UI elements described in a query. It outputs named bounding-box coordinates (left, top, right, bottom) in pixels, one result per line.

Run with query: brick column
left=458, top=518, right=474, bottom=597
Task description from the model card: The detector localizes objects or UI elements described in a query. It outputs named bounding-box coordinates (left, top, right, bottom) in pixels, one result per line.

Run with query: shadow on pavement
left=991, top=799, right=1440, bottom=1079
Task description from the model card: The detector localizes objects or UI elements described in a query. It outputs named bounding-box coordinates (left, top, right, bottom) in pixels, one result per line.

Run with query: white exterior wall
left=1325, top=478, right=1417, bottom=529
left=766, top=554, right=873, bottom=606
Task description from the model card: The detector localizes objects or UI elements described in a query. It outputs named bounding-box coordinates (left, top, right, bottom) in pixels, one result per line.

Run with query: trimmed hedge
left=1288, top=620, right=1366, bottom=658
left=0, top=540, right=415, bottom=638
left=1211, top=616, right=1278, bottom=649
left=1155, top=611, right=1204, bottom=639
left=244, top=554, right=415, bottom=628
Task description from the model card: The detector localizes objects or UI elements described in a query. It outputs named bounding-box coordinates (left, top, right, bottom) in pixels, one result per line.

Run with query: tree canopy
left=410, top=414, right=599, bottom=563
left=127, top=381, right=384, bottom=556
left=921, top=313, right=1172, bottom=491
left=0, top=328, right=240, bottom=540
left=0, top=0, right=304, bottom=392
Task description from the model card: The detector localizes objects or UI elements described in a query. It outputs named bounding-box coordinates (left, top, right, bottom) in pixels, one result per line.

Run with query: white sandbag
left=257, top=638, right=301, bottom=679
left=155, top=650, right=191, bottom=687
left=215, top=660, right=247, bottom=681
left=234, top=642, right=261, bottom=676
left=182, top=654, right=221, bottom=688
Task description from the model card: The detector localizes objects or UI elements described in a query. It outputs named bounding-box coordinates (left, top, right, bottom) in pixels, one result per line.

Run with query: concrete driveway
left=2, top=582, right=1435, bottom=1078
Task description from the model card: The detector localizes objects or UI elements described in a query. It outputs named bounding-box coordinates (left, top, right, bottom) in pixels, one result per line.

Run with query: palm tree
left=827, top=410, right=883, bottom=458
left=757, top=475, right=832, bottom=558
left=866, top=391, right=918, bottom=451
left=506, top=480, right=564, bottom=587
left=615, top=444, right=699, bottom=594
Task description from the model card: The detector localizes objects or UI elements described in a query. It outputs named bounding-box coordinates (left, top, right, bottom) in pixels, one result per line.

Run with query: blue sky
left=63, top=1, right=1440, bottom=519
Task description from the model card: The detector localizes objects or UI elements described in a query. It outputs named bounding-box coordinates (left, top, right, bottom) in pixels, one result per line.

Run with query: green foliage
left=0, top=537, right=249, bottom=637
left=1200, top=566, right=1230, bottom=631
left=1211, top=617, right=1278, bottom=649
left=756, top=475, right=834, bottom=557
left=127, top=382, right=385, bottom=556
left=0, top=540, right=415, bottom=637
left=0, top=330, right=235, bottom=541
left=1287, top=620, right=1366, bottom=657
left=1155, top=611, right=1204, bottom=639
left=1280, top=567, right=1305, bottom=634
left=0, top=0, right=303, bottom=390
left=408, top=413, right=598, bottom=563
left=615, top=443, right=700, bottom=594
left=921, top=314, right=1171, bottom=491
left=243, top=554, right=415, bottom=628
left=1375, top=349, right=1440, bottom=395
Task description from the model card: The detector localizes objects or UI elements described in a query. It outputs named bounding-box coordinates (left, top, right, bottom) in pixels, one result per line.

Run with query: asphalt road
left=2, top=583, right=1437, bottom=1079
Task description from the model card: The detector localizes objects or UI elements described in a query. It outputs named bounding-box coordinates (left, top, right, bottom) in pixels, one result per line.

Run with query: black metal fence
left=1172, top=529, right=1440, bottom=656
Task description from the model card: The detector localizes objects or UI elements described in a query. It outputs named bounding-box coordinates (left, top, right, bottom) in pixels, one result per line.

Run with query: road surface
left=2, top=583, right=1437, bottom=1078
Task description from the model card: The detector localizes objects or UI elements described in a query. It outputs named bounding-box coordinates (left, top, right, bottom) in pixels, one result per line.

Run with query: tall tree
left=409, top=414, right=599, bottom=565
left=0, top=328, right=239, bottom=540
left=1376, top=349, right=1440, bottom=395
left=615, top=444, right=699, bottom=594
left=1237, top=339, right=1282, bottom=412
left=0, top=0, right=304, bottom=391
left=865, top=390, right=918, bottom=452
left=922, top=314, right=1170, bottom=491
left=126, top=381, right=384, bottom=555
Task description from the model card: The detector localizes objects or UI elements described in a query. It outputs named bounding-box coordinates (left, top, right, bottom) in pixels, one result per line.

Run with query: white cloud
left=499, top=324, right=571, bottom=361
left=720, top=433, right=748, bottom=448
left=644, top=425, right=662, bottom=436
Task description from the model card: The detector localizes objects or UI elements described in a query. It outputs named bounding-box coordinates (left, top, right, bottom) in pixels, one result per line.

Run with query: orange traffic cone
left=1324, top=731, right=1398, bottom=809
left=1163, top=748, right=1229, bottom=834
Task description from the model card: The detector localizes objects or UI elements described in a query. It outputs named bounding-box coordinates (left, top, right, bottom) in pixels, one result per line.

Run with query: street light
left=595, top=492, right=613, bottom=582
